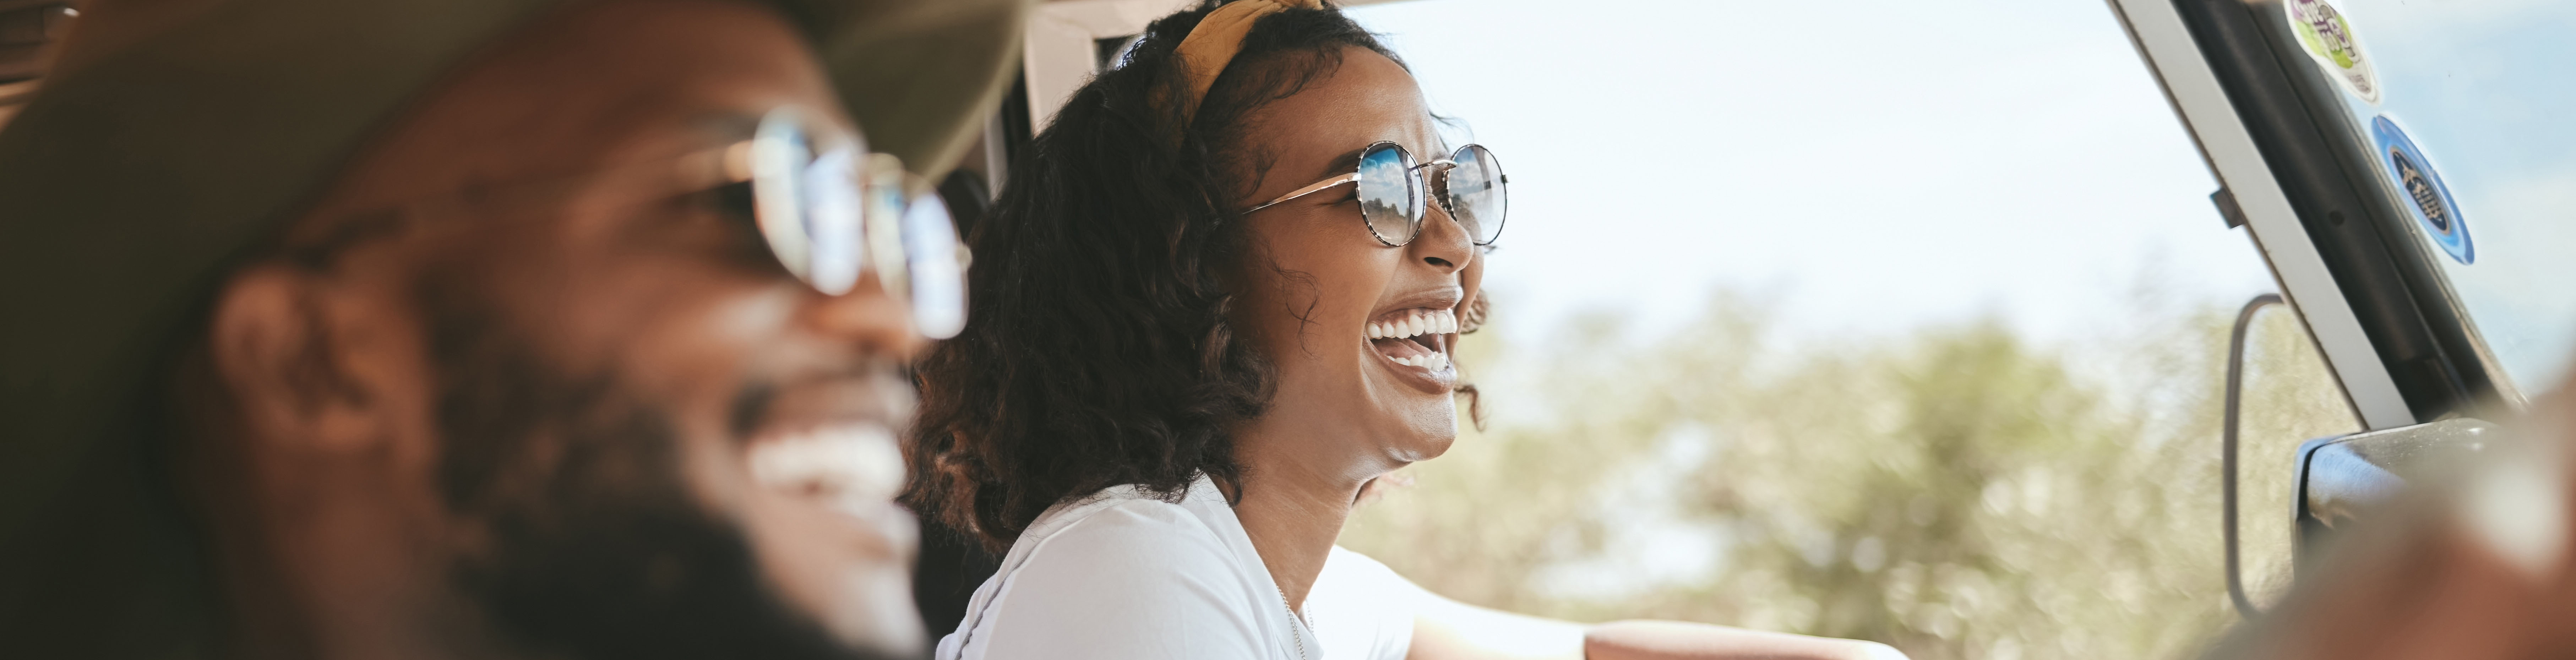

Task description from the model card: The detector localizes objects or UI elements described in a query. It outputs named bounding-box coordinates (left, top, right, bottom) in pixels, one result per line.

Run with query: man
left=2208, top=388, right=2576, bottom=659
left=0, top=0, right=1026, bottom=658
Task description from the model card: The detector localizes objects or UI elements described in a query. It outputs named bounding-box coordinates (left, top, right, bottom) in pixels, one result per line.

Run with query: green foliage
left=1340, top=290, right=2358, bottom=659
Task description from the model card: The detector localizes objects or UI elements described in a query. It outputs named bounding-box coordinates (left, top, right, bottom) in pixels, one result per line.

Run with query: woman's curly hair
left=902, top=1, right=1404, bottom=552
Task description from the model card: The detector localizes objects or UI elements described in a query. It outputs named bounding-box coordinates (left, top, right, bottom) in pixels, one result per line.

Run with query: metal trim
left=2105, top=0, right=2412, bottom=430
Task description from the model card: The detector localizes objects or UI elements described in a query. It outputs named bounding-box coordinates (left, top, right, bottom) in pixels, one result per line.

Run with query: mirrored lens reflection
left=1356, top=143, right=1420, bottom=245
left=801, top=147, right=865, bottom=296
left=743, top=109, right=968, bottom=337
left=749, top=120, right=817, bottom=286
left=861, top=156, right=912, bottom=303
left=1446, top=144, right=1505, bottom=245
left=902, top=192, right=967, bottom=339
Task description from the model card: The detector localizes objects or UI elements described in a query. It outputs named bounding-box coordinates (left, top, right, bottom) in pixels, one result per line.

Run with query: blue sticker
left=2370, top=116, right=2472, bottom=264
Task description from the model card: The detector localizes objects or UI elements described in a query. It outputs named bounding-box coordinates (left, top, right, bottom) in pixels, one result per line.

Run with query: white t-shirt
left=936, top=475, right=1419, bottom=660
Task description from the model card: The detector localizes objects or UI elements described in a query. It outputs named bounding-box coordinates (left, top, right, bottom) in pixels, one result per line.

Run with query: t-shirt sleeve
left=1309, top=546, right=1425, bottom=660
left=969, top=501, right=1270, bottom=660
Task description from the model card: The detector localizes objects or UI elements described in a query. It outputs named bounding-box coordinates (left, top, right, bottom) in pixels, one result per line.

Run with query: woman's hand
left=1582, top=620, right=1908, bottom=660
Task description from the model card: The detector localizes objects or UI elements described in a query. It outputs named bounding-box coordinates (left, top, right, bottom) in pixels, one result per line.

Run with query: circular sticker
left=2284, top=0, right=2381, bottom=104
left=2371, top=116, right=2472, bottom=264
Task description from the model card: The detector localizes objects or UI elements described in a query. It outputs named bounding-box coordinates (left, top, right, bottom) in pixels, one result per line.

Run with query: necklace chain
left=1275, top=585, right=1309, bottom=660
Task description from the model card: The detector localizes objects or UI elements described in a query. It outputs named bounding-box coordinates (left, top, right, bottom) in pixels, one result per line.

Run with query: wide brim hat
left=0, top=0, right=1029, bottom=654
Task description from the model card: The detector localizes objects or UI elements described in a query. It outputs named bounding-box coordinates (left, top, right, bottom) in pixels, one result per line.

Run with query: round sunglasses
left=1244, top=141, right=1508, bottom=247
left=744, top=107, right=969, bottom=338
left=287, top=106, right=969, bottom=340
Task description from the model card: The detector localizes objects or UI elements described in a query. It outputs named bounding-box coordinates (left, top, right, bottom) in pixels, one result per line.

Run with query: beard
left=422, top=280, right=915, bottom=660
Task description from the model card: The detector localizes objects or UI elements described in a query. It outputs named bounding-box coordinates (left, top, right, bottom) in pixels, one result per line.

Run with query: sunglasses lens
left=901, top=191, right=969, bottom=339
left=1356, top=143, right=1421, bottom=245
left=749, top=111, right=866, bottom=295
left=802, top=148, right=866, bottom=295
left=745, top=108, right=966, bottom=339
left=1447, top=144, right=1507, bottom=245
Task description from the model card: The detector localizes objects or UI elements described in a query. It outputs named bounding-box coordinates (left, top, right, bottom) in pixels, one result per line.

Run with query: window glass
left=2295, top=0, right=2576, bottom=393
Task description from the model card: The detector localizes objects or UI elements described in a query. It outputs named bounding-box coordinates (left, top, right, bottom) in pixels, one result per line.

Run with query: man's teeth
left=1365, top=308, right=1459, bottom=340
left=1391, top=353, right=1451, bottom=371
left=748, top=422, right=906, bottom=506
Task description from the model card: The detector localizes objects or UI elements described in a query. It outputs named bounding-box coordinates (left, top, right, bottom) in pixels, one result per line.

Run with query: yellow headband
left=1167, top=0, right=1325, bottom=128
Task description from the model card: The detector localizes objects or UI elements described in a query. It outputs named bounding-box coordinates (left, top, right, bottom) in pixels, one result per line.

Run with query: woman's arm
left=1319, top=546, right=1901, bottom=660
left=1579, top=620, right=1908, bottom=660
left=1405, top=586, right=1907, bottom=660
left=1405, top=593, right=1585, bottom=660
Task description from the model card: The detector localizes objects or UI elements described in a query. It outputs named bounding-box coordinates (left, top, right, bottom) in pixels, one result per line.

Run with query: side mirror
left=2291, top=418, right=2500, bottom=570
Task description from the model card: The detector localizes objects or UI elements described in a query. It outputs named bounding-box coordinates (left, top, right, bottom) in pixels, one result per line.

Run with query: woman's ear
left=205, top=263, right=388, bottom=452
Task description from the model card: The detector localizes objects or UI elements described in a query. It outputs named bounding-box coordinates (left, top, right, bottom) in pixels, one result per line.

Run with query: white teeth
left=1384, top=353, right=1450, bottom=371
left=1365, top=309, right=1460, bottom=371
left=748, top=423, right=906, bottom=506
left=1366, top=308, right=1465, bottom=341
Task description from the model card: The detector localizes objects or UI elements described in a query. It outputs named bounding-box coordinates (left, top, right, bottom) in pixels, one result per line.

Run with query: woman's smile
left=1362, top=286, right=1464, bottom=392
left=1363, top=306, right=1454, bottom=372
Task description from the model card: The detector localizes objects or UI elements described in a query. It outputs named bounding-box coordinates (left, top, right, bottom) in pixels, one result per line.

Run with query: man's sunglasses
left=287, top=107, right=969, bottom=339
left=739, top=107, right=968, bottom=338
left=1244, top=141, right=1508, bottom=247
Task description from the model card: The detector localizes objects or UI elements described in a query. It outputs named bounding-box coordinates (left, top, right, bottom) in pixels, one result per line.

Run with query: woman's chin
left=1385, top=404, right=1460, bottom=462
left=1398, top=434, right=1457, bottom=463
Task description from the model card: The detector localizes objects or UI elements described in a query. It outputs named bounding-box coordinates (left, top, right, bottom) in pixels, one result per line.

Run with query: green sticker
left=2285, top=0, right=2382, bottom=104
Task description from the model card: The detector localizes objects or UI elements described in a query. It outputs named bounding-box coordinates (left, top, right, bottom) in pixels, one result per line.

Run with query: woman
left=906, top=2, right=1905, bottom=659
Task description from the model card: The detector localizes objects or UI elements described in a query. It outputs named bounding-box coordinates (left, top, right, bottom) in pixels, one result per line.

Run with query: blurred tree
left=1341, top=288, right=2356, bottom=660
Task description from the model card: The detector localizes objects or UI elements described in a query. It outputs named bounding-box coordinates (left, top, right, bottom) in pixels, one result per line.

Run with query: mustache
left=726, top=362, right=918, bottom=445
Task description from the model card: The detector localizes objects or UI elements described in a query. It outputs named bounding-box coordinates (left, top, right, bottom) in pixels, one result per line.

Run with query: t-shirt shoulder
left=968, top=496, right=1270, bottom=660
left=1311, top=546, right=1421, bottom=660
left=1321, top=546, right=1406, bottom=587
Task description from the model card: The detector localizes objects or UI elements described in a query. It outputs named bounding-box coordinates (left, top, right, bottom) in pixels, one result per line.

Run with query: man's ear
left=206, top=263, right=385, bottom=451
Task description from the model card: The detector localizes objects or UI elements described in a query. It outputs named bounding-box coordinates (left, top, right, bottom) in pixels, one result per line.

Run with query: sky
left=1342, top=0, right=2283, bottom=345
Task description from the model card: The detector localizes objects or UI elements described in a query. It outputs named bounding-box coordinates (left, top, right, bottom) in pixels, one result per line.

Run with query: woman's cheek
left=1460, top=255, right=1484, bottom=302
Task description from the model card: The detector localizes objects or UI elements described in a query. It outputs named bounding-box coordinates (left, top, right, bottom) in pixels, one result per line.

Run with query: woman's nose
left=1409, top=200, right=1474, bottom=273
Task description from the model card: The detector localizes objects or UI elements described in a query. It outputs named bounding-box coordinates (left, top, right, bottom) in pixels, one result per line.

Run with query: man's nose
left=805, top=271, right=928, bottom=361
